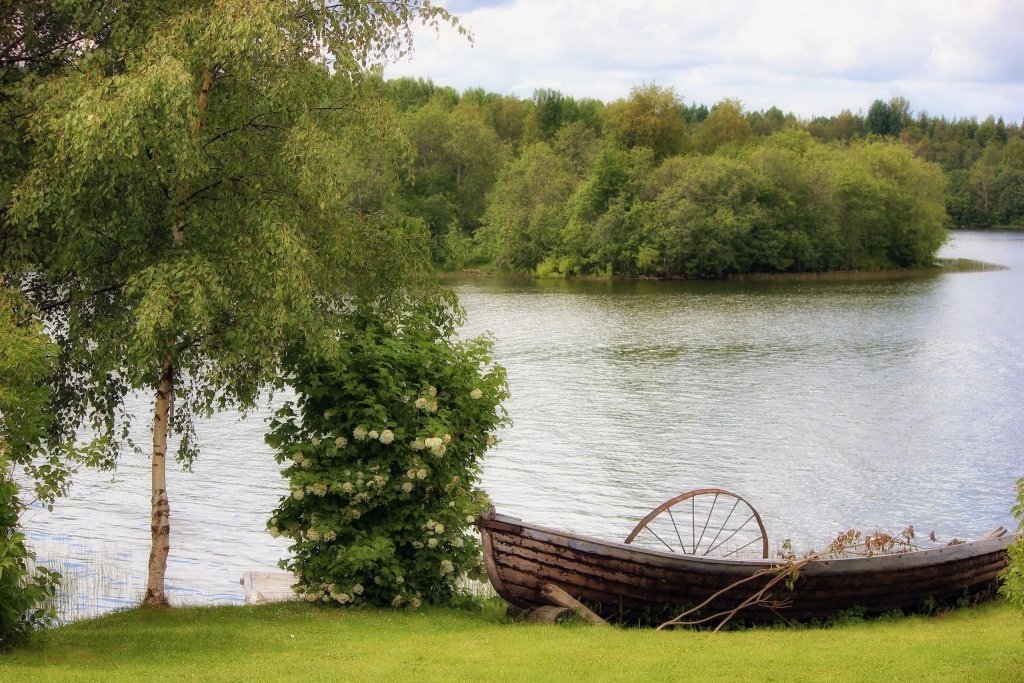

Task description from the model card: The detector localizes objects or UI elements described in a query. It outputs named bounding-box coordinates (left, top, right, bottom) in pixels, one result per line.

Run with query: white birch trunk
left=144, top=361, right=174, bottom=606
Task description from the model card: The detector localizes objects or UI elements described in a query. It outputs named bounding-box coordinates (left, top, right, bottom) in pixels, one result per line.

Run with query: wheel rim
left=624, top=488, right=769, bottom=559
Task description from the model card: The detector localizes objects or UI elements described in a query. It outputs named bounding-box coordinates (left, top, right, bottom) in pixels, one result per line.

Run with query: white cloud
left=386, top=0, right=1024, bottom=120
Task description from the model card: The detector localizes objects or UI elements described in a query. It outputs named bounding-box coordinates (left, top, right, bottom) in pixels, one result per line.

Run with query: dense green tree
left=603, top=84, right=688, bottom=160
left=806, top=110, right=863, bottom=143
left=370, top=76, right=459, bottom=112
left=748, top=106, right=796, bottom=137
left=552, top=121, right=602, bottom=179
left=741, top=132, right=843, bottom=271
left=561, top=145, right=653, bottom=274
left=646, top=154, right=765, bottom=277
left=692, top=99, right=752, bottom=154
left=5, top=0, right=458, bottom=607
left=480, top=93, right=530, bottom=148
left=399, top=99, right=508, bottom=254
left=529, top=88, right=566, bottom=141
left=476, top=143, right=575, bottom=272
left=993, top=168, right=1024, bottom=225
left=835, top=141, right=947, bottom=267
left=866, top=97, right=910, bottom=137
left=681, top=101, right=709, bottom=124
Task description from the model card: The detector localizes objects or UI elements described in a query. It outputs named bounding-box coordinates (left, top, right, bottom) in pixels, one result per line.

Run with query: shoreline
left=440, top=257, right=1006, bottom=284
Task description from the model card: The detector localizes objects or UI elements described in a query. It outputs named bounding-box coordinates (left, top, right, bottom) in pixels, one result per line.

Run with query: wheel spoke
left=641, top=525, right=676, bottom=553
left=719, top=535, right=763, bottom=558
left=691, top=497, right=696, bottom=554
left=667, top=507, right=685, bottom=553
left=693, top=492, right=719, bottom=554
left=706, top=513, right=757, bottom=556
left=702, top=497, right=740, bottom=556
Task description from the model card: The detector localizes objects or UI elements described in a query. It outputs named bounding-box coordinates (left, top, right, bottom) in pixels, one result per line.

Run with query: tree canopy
left=2, top=0, right=462, bottom=606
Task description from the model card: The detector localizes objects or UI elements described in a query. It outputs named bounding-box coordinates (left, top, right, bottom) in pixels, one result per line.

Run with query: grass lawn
left=2, top=600, right=1022, bottom=682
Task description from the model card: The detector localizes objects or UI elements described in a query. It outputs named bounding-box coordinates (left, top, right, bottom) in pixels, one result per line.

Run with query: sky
left=383, top=0, right=1024, bottom=121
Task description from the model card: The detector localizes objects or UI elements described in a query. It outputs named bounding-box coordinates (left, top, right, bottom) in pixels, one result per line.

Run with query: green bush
left=999, top=477, right=1024, bottom=610
left=0, top=470, right=59, bottom=650
left=267, top=299, right=509, bottom=609
left=1, top=292, right=62, bottom=648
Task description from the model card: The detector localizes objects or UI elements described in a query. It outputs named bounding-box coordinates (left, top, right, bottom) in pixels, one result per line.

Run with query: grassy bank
left=2, top=601, right=1022, bottom=682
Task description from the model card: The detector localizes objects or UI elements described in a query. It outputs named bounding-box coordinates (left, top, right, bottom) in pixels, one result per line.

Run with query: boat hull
left=477, top=510, right=1014, bottom=625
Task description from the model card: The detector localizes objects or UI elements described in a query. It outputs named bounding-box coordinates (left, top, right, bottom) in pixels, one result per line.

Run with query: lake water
left=25, top=230, right=1024, bottom=620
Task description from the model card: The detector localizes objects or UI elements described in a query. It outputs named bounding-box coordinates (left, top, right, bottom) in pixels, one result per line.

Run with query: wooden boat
left=477, top=489, right=1015, bottom=625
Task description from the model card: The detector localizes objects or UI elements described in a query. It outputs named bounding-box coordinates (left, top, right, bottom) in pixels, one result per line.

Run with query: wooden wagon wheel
left=624, top=488, right=769, bottom=559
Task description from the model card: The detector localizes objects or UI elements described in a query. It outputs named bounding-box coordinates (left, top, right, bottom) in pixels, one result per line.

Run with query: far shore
left=440, top=257, right=1006, bottom=284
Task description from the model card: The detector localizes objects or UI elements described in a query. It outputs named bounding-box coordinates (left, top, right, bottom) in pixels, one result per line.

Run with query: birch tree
left=4, top=0, right=461, bottom=607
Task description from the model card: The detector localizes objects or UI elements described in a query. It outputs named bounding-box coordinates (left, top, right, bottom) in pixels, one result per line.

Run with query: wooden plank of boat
left=477, top=509, right=1015, bottom=625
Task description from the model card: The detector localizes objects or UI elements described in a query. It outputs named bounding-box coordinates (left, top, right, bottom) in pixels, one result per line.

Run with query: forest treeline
left=369, top=78, right=1022, bottom=277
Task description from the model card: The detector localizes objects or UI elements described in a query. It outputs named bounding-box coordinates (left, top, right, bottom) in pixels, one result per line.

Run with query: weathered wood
left=980, top=526, right=1007, bottom=540
left=525, top=606, right=574, bottom=624
left=491, top=528, right=1007, bottom=600
left=477, top=510, right=1015, bottom=625
left=505, top=604, right=531, bottom=620
left=541, top=584, right=611, bottom=626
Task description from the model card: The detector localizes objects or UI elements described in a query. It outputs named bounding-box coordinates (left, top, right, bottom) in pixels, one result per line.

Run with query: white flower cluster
left=424, top=520, right=445, bottom=534
left=413, top=386, right=440, bottom=413
left=470, top=388, right=483, bottom=400
left=292, top=453, right=314, bottom=470
left=423, top=437, right=446, bottom=457
left=350, top=425, right=396, bottom=445
left=440, top=559, right=454, bottom=575
left=335, top=436, right=347, bottom=448
left=311, top=436, right=321, bottom=446
left=401, top=482, right=413, bottom=493
left=413, top=396, right=438, bottom=413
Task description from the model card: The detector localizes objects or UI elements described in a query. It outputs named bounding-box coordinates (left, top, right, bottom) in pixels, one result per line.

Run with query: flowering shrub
left=267, top=300, right=508, bottom=609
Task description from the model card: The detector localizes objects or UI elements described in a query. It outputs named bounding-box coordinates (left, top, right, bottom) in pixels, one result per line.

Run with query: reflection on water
left=28, top=230, right=1024, bottom=620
